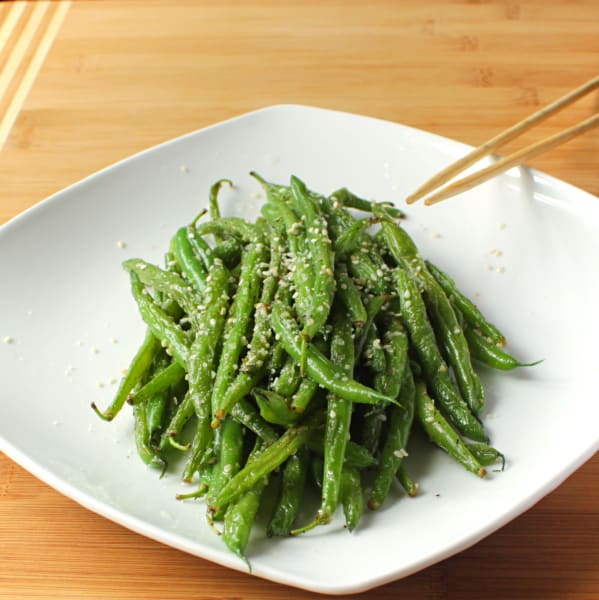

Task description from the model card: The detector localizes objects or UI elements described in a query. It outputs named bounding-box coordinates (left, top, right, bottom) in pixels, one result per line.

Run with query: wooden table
left=1, top=1, right=597, bottom=598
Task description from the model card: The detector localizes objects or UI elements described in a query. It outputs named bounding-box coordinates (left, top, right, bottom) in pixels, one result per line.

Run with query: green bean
left=368, top=366, right=416, bottom=510
left=123, top=259, right=198, bottom=319
left=466, top=442, right=505, bottom=469
left=331, top=187, right=405, bottom=219
left=426, top=261, right=506, bottom=346
left=207, top=417, right=244, bottom=521
left=181, top=259, right=231, bottom=477
left=396, top=462, right=418, bottom=497
left=464, top=325, right=541, bottom=370
left=289, top=377, right=319, bottom=414
left=241, top=226, right=283, bottom=374
left=209, top=179, right=232, bottom=226
left=261, top=200, right=314, bottom=331
left=379, top=218, right=485, bottom=415
left=254, top=388, right=300, bottom=426
left=212, top=413, right=322, bottom=511
left=306, top=435, right=376, bottom=469
left=186, top=229, right=214, bottom=271
left=340, top=466, right=364, bottom=532
left=290, top=176, right=336, bottom=367
left=212, top=239, right=267, bottom=424
left=363, top=324, right=386, bottom=374
left=173, top=227, right=209, bottom=293
left=270, top=356, right=302, bottom=397
left=333, top=218, right=371, bottom=258
left=335, top=262, right=367, bottom=327
left=128, top=272, right=190, bottom=366
left=354, top=294, right=387, bottom=362
left=393, top=268, right=487, bottom=442
left=222, top=439, right=268, bottom=568
left=212, top=237, right=242, bottom=268
left=133, top=400, right=166, bottom=470
left=271, top=294, right=397, bottom=406
left=318, top=309, right=355, bottom=525
left=128, top=361, right=186, bottom=407
left=267, top=447, right=310, bottom=537
left=414, top=380, right=486, bottom=477
left=195, top=217, right=258, bottom=244
left=91, top=329, right=160, bottom=421
left=230, top=397, right=278, bottom=445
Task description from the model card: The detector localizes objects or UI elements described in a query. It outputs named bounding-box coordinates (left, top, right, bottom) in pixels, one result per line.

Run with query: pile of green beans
left=92, top=174, right=535, bottom=565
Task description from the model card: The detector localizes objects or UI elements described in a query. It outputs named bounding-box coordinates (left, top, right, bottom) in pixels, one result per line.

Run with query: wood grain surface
left=0, top=1, right=598, bottom=598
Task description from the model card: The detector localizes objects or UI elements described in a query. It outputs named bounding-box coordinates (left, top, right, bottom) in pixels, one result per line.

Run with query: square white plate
left=1, top=105, right=598, bottom=595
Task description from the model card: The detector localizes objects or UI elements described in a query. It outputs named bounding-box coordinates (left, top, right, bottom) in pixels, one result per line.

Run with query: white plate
left=1, top=105, right=598, bottom=595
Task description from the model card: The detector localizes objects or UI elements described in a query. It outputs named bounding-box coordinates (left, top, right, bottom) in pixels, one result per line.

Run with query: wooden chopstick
left=406, top=74, right=599, bottom=206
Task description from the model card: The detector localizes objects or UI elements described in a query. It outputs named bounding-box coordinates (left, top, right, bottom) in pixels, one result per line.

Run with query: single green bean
left=267, top=447, right=310, bottom=537
left=91, top=329, right=160, bottom=421
left=414, top=380, right=486, bottom=478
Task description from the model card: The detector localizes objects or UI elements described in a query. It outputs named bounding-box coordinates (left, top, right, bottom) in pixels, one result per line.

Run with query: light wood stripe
left=0, top=1, right=70, bottom=151
left=0, top=1, right=27, bottom=58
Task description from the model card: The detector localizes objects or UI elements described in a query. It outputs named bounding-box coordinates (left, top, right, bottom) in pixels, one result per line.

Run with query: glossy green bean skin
left=271, top=295, right=396, bottom=406
left=173, top=227, right=209, bottom=293
left=333, top=218, right=370, bottom=258
left=335, top=262, right=367, bottom=327
left=212, top=415, right=321, bottom=511
left=91, top=329, right=160, bottom=421
left=230, top=397, right=278, bottom=445
left=212, top=239, right=267, bottom=423
left=340, top=466, right=364, bottom=532
left=181, top=259, right=231, bottom=477
left=466, top=442, right=505, bottom=469
left=241, top=226, right=283, bottom=374
left=254, top=388, right=300, bottom=426
left=222, top=439, right=267, bottom=567
left=270, top=356, right=302, bottom=397
left=380, top=219, right=485, bottom=415
left=290, top=176, right=335, bottom=341
left=393, top=268, right=487, bottom=442
left=396, top=462, right=418, bottom=497
left=319, top=309, right=355, bottom=525
left=123, top=259, right=198, bottom=319
left=186, top=229, right=214, bottom=271
left=289, top=377, right=319, bottom=414
left=207, top=417, right=244, bottom=521
left=306, top=435, right=376, bottom=469
left=128, top=272, right=190, bottom=367
left=133, top=400, right=166, bottom=469
left=464, top=325, right=541, bottom=370
left=267, top=447, right=310, bottom=537
left=368, top=366, right=416, bottom=510
left=195, top=217, right=258, bottom=244
left=129, top=361, right=186, bottom=407
left=426, top=261, right=506, bottom=346
left=414, top=380, right=486, bottom=478
left=209, top=179, right=232, bottom=225
left=331, top=187, right=405, bottom=219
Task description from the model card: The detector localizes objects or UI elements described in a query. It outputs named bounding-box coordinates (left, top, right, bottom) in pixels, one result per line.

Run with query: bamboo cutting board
left=0, top=1, right=598, bottom=598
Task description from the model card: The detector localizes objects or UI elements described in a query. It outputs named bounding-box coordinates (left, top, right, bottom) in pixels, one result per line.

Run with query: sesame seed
left=3, top=335, right=14, bottom=344
left=109, top=337, right=118, bottom=344
left=89, top=346, right=99, bottom=354
left=116, top=240, right=127, bottom=249
left=499, top=223, right=507, bottom=230
left=180, top=165, right=189, bottom=173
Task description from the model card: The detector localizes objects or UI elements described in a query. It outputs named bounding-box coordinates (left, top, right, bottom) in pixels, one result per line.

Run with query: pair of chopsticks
left=407, top=74, right=599, bottom=206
